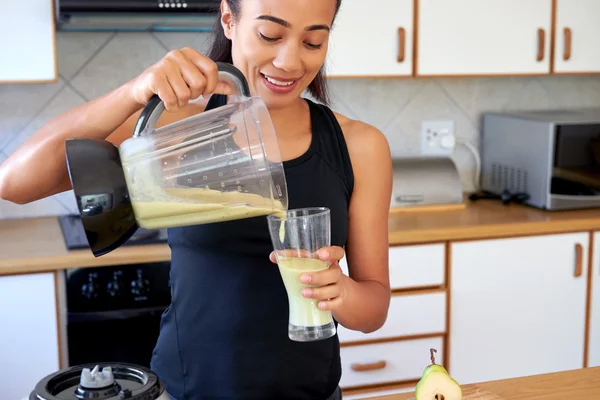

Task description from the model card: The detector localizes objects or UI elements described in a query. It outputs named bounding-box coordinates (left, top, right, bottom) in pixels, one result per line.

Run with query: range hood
left=56, top=0, right=221, bottom=31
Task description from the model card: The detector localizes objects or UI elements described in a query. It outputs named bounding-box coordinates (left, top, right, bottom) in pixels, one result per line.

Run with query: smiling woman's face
left=221, top=0, right=338, bottom=109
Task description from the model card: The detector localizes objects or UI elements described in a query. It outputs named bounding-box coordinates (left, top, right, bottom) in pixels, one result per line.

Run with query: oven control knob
left=131, top=269, right=150, bottom=298
left=81, top=273, right=99, bottom=300
left=107, top=271, right=124, bottom=298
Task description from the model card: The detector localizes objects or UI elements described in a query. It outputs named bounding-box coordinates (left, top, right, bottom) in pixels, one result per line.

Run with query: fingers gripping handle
left=216, top=61, right=251, bottom=98
left=132, top=62, right=251, bottom=138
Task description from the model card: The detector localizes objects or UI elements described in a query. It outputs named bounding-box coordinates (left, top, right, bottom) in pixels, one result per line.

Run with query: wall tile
left=327, top=78, right=426, bottom=131
left=153, top=32, right=213, bottom=54
left=505, top=79, right=558, bottom=111
left=56, top=31, right=114, bottom=80
left=3, top=86, right=87, bottom=156
left=53, top=190, right=79, bottom=215
left=70, top=32, right=168, bottom=101
left=538, top=75, right=600, bottom=109
left=437, top=77, right=529, bottom=128
left=0, top=79, right=65, bottom=150
left=385, top=81, right=477, bottom=156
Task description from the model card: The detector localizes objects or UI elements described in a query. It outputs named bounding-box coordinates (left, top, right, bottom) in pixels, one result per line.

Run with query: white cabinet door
left=416, top=0, right=552, bottom=76
left=1, top=0, right=57, bottom=83
left=339, top=243, right=445, bottom=291
left=553, top=0, right=600, bottom=73
left=326, top=0, right=413, bottom=77
left=588, top=232, right=600, bottom=367
left=0, top=273, right=59, bottom=400
left=449, top=233, right=588, bottom=385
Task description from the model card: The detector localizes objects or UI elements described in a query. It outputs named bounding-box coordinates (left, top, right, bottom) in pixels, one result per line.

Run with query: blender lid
left=65, top=138, right=139, bottom=257
left=29, top=363, right=165, bottom=400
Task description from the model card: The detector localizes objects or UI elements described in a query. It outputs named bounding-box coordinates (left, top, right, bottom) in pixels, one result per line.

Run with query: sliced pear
left=421, top=348, right=448, bottom=379
left=415, top=348, right=462, bottom=400
left=421, top=363, right=449, bottom=380
left=415, top=371, right=462, bottom=400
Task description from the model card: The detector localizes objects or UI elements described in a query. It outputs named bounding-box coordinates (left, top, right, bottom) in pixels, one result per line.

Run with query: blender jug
left=65, top=62, right=288, bottom=257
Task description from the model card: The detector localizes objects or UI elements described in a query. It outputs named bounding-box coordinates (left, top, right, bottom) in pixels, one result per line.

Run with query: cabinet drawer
left=337, top=292, right=446, bottom=343
left=340, top=244, right=445, bottom=290
left=389, top=244, right=446, bottom=289
left=340, top=337, right=444, bottom=389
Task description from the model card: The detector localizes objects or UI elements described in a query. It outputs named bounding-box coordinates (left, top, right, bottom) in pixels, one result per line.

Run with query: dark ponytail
left=206, top=0, right=342, bottom=106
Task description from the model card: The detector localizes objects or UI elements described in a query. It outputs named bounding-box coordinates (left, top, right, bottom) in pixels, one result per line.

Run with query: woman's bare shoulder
left=332, top=110, right=390, bottom=159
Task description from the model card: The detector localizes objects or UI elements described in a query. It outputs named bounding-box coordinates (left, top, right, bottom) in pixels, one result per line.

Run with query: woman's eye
left=259, top=32, right=278, bottom=42
left=306, top=42, right=323, bottom=50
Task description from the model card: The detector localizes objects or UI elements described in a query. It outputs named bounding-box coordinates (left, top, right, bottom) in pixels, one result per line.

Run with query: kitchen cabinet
left=588, top=232, right=600, bottom=367
left=449, top=232, right=589, bottom=385
left=553, top=0, right=600, bottom=74
left=339, top=243, right=445, bottom=291
left=337, top=292, right=446, bottom=342
left=415, top=0, right=553, bottom=76
left=338, top=242, right=448, bottom=398
left=340, top=337, right=444, bottom=389
left=0, top=272, right=60, bottom=400
left=326, top=0, right=414, bottom=77
left=1, top=0, right=57, bottom=83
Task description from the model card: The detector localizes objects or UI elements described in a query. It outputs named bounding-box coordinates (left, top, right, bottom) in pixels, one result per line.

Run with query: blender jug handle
left=132, top=62, right=251, bottom=138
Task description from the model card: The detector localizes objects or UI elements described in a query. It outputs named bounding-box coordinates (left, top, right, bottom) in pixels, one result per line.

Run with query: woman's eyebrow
left=256, top=15, right=331, bottom=32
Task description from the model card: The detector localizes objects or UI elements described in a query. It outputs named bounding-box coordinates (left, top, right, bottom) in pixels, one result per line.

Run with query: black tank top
left=150, top=94, right=354, bottom=400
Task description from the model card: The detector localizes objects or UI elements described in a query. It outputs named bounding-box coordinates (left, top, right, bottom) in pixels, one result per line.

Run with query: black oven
left=64, top=261, right=172, bottom=368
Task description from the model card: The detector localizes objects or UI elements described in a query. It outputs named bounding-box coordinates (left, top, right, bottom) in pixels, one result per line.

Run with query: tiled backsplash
left=2, top=31, right=600, bottom=220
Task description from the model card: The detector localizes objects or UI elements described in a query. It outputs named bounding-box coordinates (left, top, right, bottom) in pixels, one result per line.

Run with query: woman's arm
left=330, top=120, right=393, bottom=332
left=0, top=47, right=227, bottom=205
left=287, top=118, right=393, bottom=333
left=0, top=82, right=144, bottom=204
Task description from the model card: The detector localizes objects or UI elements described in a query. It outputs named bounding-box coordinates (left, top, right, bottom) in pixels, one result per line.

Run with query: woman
left=0, top=0, right=392, bottom=398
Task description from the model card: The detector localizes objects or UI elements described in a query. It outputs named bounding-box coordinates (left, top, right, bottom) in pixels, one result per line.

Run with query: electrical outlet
left=420, top=120, right=456, bottom=156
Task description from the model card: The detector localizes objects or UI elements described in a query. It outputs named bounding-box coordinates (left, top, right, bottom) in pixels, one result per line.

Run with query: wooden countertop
left=4, top=198, right=600, bottom=275
left=370, top=366, right=600, bottom=399
left=388, top=199, right=600, bottom=245
left=0, top=217, right=171, bottom=276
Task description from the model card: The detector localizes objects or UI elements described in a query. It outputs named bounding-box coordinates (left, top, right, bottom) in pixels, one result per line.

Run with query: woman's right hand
left=129, top=47, right=233, bottom=111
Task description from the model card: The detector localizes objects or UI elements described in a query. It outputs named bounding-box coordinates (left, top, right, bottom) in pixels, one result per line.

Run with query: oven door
left=64, top=262, right=172, bottom=368
left=67, top=306, right=167, bottom=368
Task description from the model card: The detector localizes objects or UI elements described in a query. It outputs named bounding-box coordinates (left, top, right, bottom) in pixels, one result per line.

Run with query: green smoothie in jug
left=130, top=187, right=286, bottom=229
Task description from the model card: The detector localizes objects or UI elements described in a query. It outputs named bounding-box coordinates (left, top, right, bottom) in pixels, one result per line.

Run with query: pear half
left=415, top=371, right=463, bottom=400
left=421, top=363, right=449, bottom=380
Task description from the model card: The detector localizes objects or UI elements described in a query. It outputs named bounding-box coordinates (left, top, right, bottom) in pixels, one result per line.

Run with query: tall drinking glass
left=267, top=207, right=337, bottom=342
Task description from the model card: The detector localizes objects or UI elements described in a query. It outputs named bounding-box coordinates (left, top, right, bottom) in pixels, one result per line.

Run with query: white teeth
left=264, top=75, right=294, bottom=86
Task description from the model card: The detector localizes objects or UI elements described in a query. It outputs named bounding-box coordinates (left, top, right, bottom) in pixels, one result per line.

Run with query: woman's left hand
left=269, top=246, right=349, bottom=312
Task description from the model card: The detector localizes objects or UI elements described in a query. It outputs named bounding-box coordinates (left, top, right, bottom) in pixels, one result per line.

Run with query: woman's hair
left=206, top=0, right=342, bottom=105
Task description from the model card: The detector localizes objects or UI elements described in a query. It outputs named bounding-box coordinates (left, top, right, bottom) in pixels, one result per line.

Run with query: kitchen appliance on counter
left=23, top=362, right=169, bottom=400
left=390, top=156, right=464, bottom=209
left=65, top=62, right=287, bottom=257
left=481, top=108, right=600, bottom=211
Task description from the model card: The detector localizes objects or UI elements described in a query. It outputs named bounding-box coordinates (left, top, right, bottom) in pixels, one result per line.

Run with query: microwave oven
left=480, top=108, right=600, bottom=211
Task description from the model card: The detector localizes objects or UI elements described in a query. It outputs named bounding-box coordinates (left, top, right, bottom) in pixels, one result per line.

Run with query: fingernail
left=301, top=274, right=311, bottom=283
left=302, top=288, right=312, bottom=297
left=319, top=250, right=329, bottom=259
